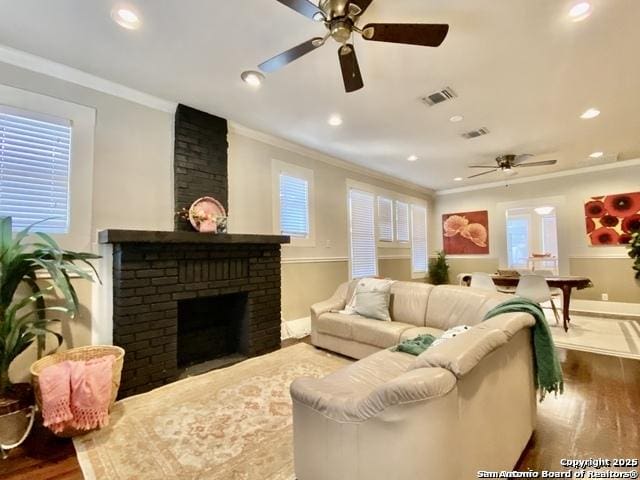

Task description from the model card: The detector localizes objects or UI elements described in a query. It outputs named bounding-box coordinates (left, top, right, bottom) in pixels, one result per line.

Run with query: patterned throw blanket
left=483, top=298, right=564, bottom=401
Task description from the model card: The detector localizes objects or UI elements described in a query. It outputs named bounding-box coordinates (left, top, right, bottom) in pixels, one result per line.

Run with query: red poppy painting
left=442, top=211, right=490, bottom=254
left=584, top=191, right=640, bottom=246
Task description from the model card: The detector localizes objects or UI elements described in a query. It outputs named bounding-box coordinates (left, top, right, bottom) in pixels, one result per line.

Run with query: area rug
left=548, top=312, right=640, bottom=359
left=73, top=344, right=350, bottom=480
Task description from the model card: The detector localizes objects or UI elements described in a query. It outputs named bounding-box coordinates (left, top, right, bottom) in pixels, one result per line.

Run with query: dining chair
left=470, top=272, right=498, bottom=292
left=533, top=269, right=564, bottom=312
left=515, top=274, right=560, bottom=325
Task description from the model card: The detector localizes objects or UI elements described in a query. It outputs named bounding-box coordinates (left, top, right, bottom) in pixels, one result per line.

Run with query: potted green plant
left=428, top=250, right=450, bottom=285
left=0, top=216, right=99, bottom=447
left=628, top=230, right=640, bottom=280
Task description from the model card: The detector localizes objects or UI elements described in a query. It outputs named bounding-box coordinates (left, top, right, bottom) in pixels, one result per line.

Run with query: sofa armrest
left=291, top=367, right=456, bottom=423
left=411, top=324, right=509, bottom=377
left=310, top=281, right=350, bottom=323
left=480, top=312, right=535, bottom=339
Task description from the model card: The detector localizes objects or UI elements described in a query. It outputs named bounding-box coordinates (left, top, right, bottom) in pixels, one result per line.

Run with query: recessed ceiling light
left=580, top=108, right=600, bottom=119
left=454, top=177, right=463, bottom=182
left=568, top=2, right=592, bottom=21
left=407, top=155, right=419, bottom=162
left=328, top=114, right=343, bottom=127
left=449, top=115, right=464, bottom=123
left=241, top=71, right=265, bottom=88
left=589, top=151, right=604, bottom=158
left=111, top=7, right=141, bottom=30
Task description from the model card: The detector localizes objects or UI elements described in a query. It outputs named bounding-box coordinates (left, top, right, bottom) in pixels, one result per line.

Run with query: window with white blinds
left=377, top=196, right=393, bottom=242
left=279, top=173, right=309, bottom=237
left=349, top=188, right=377, bottom=278
left=395, top=201, right=410, bottom=243
left=411, top=204, right=428, bottom=273
left=0, top=107, right=71, bottom=233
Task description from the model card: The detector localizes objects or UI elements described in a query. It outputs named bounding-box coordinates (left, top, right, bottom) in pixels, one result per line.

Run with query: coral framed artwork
left=584, top=191, right=640, bottom=246
left=442, top=210, right=489, bottom=254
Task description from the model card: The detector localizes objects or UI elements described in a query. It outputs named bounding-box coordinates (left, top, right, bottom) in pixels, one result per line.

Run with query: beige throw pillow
left=351, top=278, right=394, bottom=321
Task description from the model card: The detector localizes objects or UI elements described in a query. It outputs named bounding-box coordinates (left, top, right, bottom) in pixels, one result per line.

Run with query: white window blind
left=395, top=201, right=410, bottom=243
left=349, top=189, right=377, bottom=278
left=411, top=205, right=427, bottom=273
left=0, top=108, right=71, bottom=233
left=377, top=196, right=393, bottom=242
left=279, top=173, right=309, bottom=237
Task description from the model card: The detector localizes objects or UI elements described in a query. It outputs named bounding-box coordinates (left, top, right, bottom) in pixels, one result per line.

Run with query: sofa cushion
left=400, top=326, right=445, bottom=342
left=389, top=282, right=434, bottom=327
left=349, top=317, right=414, bottom=349
left=425, top=285, right=511, bottom=330
left=315, top=312, right=360, bottom=339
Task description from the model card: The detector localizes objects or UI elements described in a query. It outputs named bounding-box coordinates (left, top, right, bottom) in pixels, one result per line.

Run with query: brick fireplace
left=99, top=231, right=289, bottom=398
left=97, top=104, right=289, bottom=398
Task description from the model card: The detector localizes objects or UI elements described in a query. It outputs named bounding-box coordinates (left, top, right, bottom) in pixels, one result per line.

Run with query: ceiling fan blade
left=512, top=153, right=535, bottom=165
left=516, top=160, right=558, bottom=167
left=274, top=0, right=324, bottom=21
left=362, top=23, right=449, bottom=47
left=339, top=44, right=364, bottom=93
left=348, top=0, right=374, bottom=16
left=468, top=165, right=500, bottom=168
left=468, top=170, right=497, bottom=179
left=259, top=37, right=325, bottom=73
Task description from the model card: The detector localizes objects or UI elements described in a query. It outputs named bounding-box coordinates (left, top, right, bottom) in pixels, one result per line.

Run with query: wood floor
left=1, top=345, right=638, bottom=480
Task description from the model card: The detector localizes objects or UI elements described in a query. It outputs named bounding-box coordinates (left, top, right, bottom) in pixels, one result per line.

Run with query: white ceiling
left=0, top=0, right=639, bottom=190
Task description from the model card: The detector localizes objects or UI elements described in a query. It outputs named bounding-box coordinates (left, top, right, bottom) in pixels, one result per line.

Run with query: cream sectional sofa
left=292, top=281, right=538, bottom=480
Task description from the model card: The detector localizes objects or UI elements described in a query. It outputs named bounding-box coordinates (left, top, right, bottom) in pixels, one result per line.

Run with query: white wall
left=432, top=163, right=640, bottom=302
left=0, top=60, right=175, bottom=243
left=1, top=61, right=175, bottom=381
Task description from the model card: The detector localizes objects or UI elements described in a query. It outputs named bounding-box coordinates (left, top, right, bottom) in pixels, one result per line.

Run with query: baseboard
left=281, top=317, right=312, bottom=340
left=570, top=299, right=640, bottom=320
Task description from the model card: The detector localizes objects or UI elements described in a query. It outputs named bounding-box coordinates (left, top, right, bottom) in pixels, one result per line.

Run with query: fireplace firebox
left=177, top=293, right=248, bottom=368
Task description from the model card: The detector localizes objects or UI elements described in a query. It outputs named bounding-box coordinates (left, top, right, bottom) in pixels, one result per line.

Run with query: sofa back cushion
left=389, top=282, right=434, bottom=327
left=425, top=285, right=510, bottom=330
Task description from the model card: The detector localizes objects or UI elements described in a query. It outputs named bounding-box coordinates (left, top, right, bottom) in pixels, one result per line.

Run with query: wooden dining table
left=462, top=274, right=593, bottom=332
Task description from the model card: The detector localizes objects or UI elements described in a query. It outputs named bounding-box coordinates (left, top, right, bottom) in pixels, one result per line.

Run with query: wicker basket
left=30, top=345, right=125, bottom=437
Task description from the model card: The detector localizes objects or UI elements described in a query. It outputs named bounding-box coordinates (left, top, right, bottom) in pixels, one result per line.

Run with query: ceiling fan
left=467, top=155, right=558, bottom=179
left=259, top=0, right=449, bottom=93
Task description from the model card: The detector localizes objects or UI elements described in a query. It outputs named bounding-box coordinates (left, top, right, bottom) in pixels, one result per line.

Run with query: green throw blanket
left=483, top=298, right=564, bottom=401
left=394, top=334, right=437, bottom=356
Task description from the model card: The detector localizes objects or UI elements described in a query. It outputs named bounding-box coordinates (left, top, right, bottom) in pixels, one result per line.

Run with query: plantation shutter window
left=395, top=201, right=410, bottom=243
left=279, top=173, right=310, bottom=237
left=377, top=196, right=393, bottom=242
left=0, top=107, right=71, bottom=233
left=349, top=188, right=377, bottom=278
left=411, top=204, right=428, bottom=273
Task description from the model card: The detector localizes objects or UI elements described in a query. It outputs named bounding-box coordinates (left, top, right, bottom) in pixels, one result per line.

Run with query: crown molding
left=436, top=158, right=640, bottom=196
left=0, top=44, right=177, bottom=113
left=229, top=122, right=434, bottom=198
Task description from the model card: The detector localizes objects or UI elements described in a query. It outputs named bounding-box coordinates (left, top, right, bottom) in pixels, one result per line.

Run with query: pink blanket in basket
left=39, top=355, right=115, bottom=434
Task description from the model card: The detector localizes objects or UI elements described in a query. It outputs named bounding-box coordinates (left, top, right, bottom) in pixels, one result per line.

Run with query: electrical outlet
left=601, top=293, right=609, bottom=301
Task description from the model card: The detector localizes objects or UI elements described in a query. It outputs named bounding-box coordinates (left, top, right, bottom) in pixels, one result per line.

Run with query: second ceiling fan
left=259, top=0, right=450, bottom=93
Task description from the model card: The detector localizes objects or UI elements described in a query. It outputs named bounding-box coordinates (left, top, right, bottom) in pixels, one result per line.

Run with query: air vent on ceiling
left=461, top=127, right=490, bottom=139
left=420, top=87, right=457, bottom=107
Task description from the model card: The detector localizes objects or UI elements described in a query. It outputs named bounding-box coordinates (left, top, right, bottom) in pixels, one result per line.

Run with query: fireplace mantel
left=98, top=230, right=290, bottom=245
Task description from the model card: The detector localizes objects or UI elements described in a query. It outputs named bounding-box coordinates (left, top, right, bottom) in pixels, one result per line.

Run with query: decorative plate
left=188, top=197, right=226, bottom=233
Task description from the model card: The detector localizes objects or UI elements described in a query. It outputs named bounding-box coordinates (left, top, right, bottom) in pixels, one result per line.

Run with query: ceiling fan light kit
left=261, top=0, right=450, bottom=92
